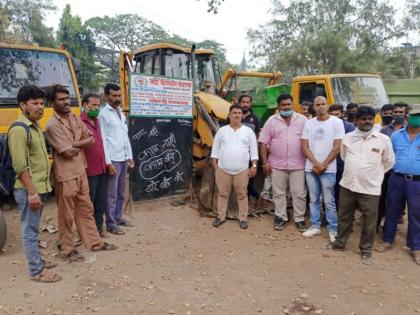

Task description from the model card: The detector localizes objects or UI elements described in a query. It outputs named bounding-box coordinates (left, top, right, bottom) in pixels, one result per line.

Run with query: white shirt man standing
left=328, top=106, right=395, bottom=265
left=211, top=104, right=259, bottom=229
left=301, top=96, right=345, bottom=242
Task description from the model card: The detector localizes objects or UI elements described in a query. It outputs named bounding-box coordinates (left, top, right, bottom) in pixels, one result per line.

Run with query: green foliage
left=0, top=0, right=56, bottom=46
left=247, top=0, right=418, bottom=78
left=57, top=5, right=102, bottom=92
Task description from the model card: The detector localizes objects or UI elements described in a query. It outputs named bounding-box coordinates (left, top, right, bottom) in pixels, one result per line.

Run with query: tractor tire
left=0, top=210, right=7, bottom=250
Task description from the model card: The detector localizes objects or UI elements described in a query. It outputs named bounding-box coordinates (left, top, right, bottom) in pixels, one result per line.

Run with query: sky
left=45, top=0, right=273, bottom=65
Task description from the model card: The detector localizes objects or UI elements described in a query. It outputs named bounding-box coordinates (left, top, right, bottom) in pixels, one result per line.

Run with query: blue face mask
left=280, top=110, right=293, bottom=117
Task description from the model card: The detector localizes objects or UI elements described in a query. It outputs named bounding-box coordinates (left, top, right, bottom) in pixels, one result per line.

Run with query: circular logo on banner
left=135, top=77, right=146, bottom=87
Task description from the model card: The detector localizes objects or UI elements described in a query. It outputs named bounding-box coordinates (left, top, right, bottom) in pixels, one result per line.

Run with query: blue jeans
left=305, top=172, right=337, bottom=232
left=13, top=189, right=47, bottom=276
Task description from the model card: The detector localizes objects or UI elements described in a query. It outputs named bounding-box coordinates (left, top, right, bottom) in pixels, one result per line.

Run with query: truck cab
left=291, top=74, right=389, bottom=111
left=0, top=43, right=81, bottom=144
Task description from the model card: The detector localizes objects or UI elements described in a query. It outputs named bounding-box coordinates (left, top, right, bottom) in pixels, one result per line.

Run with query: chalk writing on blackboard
left=129, top=117, right=192, bottom=201
left=162, top=133, right=176, bottom=149
left=132, top=128, right=148, bottom=140
left=148, top=126, right=159, bottom=137
left=139, top=149, right=182, bottom=180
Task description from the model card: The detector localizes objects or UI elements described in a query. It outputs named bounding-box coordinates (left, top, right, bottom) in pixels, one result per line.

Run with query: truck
left=0, top=43, right=81, bottom=250
left=219, top=71, right=390, bottom=124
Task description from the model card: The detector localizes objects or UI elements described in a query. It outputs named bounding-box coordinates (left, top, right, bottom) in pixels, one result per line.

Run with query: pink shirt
left=258, top=112, right=306, bottom=170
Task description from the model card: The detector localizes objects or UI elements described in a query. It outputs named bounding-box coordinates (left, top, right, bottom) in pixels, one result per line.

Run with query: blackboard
left=128, top=117, right=193, bottom=201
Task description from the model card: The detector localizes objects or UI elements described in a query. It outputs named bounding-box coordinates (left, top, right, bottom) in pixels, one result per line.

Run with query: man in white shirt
left=211, top=104, right=259, bottom=229
left=301, top=96, right=345, bottom=242
left=328, top=106, right=395, bottom=265
left=99, top=83, right=135, bottom=235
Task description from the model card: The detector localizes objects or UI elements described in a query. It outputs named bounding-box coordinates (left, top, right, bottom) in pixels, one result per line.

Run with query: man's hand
left=312, top=162, right=327, bottom=174
left=127, top=159, right=135, bottom=169
left=249, top=166, right=257, bottom=177
left=262, top=164, right=272, bottom=176
left=107, top=164, right=117, bottom=176
left=28, top=193, right=42, bottom=211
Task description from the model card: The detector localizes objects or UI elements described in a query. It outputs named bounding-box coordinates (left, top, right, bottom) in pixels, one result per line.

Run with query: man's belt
left=394, top=172, right=420, bottom=181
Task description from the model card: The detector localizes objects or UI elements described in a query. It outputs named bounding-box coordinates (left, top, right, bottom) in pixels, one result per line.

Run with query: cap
left=409, top=104, right=420, bottom=115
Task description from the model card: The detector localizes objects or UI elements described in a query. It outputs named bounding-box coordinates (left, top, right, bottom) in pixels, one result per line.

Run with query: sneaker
left=106, top=226, right=125, bottom=235
left=302, top=226, right=321, bottom=237
left=295, top=221, right=307, bottom=232
left=361, top=252, right=374, bottom=265
left=212, top=218, right=225, bottom=227
left=117, top=218, right=134, bottom=227
left=325, top=241, right=345, bottom=251
left=274, top=216, right=288, bottom=230
left=329, top=231, right=337, bottom=243
left=239, top=221, right=248, bottom=229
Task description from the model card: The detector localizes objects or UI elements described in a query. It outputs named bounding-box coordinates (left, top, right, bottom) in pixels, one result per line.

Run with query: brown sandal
left=42, top=260, right=57, bottom=269
left=63, top=250, right=85, bottom=262
left=412, top=251, right=420, bottom=265
left=92, top=242, right=118, bottom=252
left=375, top=242, right=393, bottom=253
left=30, top=269, right=62, bottom=283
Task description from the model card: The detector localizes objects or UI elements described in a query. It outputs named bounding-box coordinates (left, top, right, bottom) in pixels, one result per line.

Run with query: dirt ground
left=0, top=197, right=419, bottom=315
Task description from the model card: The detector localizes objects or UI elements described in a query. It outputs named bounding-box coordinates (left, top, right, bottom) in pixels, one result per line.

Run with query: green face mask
left=87, top=109, right=100, bottom=119
left=408, top=115, right=420, bottom=128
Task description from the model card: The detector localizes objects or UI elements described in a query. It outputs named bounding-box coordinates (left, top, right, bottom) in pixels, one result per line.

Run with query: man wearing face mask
left=259, top=94, right=307, bottom=231
left=373, top=104, right=394, bottom=131
left=345, top=103, right=359, bottom=125
left=239, top=94, right=262, bottom=208
left=380, top=102, right=408, bottom=137
left=377, top=105, right=420, bottom=265
left=327, top=106, right=395, bottom=265
left=80, top=94, right=107, bottom=237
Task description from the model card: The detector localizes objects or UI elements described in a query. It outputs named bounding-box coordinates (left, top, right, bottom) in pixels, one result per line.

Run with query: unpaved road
left=0, top=197, right=419, bottom=315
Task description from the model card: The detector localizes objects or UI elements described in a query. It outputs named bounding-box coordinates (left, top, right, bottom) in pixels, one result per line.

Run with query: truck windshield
left=0, top=48, right=77, bottom=103
left=331, top=77, right=389, bottom=110
left=196, top=55, right=218, bottom=93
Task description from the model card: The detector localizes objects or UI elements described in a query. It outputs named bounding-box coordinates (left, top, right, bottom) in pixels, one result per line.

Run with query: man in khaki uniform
left=45, top=85, right=117, bottom=262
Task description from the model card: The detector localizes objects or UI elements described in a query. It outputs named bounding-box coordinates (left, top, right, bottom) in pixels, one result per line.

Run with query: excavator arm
left=217, top=67, right=282, bottom=95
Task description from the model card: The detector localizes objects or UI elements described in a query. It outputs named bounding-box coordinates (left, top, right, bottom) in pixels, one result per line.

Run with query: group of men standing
left=8, top=83, right=133, bottom=282
left=211, top=93, right=420, bottom=266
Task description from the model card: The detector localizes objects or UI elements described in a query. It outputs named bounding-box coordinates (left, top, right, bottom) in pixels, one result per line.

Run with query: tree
left=86, top=14, right=168, bottom=81
left=247, top=0, right=417, bottom=78
left=0, top=0, right=56, bottom=46
left=57, top=5, right=102, bottom=91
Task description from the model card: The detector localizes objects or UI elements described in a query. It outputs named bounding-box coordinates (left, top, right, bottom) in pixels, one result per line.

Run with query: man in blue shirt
left=99, top=83, right=135, bottom=235
left=377, top=104, right=420, bottom=265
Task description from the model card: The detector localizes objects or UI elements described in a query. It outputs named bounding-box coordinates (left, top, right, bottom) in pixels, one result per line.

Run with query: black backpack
left=0, top=122, right=31, bottom=195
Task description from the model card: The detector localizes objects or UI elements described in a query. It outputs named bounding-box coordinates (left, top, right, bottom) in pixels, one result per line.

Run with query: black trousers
left=87, top=173, right=108, bottom=232
left=335, top=187, right=379, bottom=254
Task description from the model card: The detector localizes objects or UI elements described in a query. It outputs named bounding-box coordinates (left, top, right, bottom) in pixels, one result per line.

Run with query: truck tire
left=0, top=210, right=6, bottom=250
